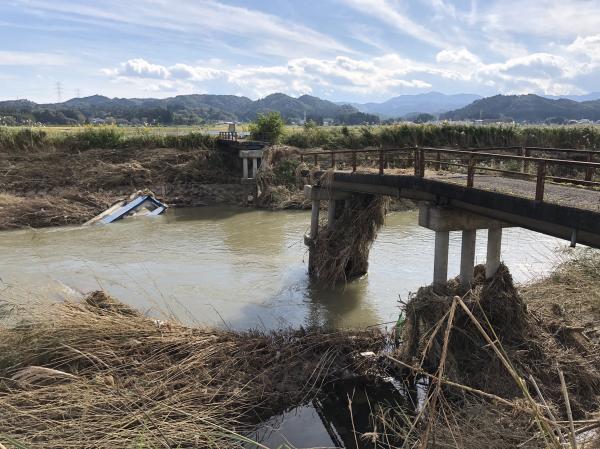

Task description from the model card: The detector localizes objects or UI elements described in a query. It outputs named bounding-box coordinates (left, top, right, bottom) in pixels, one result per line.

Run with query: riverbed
left=0, top=206, right=566, bottom=330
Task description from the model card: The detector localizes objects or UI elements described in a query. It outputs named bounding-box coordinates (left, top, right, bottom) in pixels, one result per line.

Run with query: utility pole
left=75, top=88, right=81, bottom=98
left=55, top=81, right=63, bottom=103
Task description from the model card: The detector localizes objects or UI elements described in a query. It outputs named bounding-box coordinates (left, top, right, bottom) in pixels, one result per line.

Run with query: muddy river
left=0, top=206, right=567, bottom=330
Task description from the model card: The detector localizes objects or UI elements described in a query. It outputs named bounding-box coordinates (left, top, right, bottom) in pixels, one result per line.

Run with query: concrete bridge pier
left=433, top=230, right=450, bottom=285
left=486, top=228, right=503, bottom=279
left=242, top=157, right=249, bottom=179
left=239, top=150, right=263, bottom=180
left=419, top=205, right=509, bottom=289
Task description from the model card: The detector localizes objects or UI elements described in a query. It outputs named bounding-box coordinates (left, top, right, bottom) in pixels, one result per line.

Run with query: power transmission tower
left=55, top=82, right=63, bottom=102
left=75, top=88, right=81, bottom=98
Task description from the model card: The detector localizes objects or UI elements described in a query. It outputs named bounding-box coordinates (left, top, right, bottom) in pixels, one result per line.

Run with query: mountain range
left=441, top=94, right=600, bottom=122
left=350, top=92, right=483, bottom=117
left=2, top=91, right=600, bottom=126
left=0, top=93, right=379, bottom=126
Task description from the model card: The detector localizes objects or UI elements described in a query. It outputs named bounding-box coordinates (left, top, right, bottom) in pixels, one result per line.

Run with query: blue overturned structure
left=85, top=192, right=167, bottom=225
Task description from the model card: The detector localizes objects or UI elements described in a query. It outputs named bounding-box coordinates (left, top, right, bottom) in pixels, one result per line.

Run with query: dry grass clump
left=255, top=145, right=312, bottom=209
left=0, top=291, right=382, bottom=448
left=386, top=260, right=600, bottom=448
left=309, top=192, right=388, bottom=285
left=0, top=191, right=115, bottom=229
left=522, top=248, right=600, bottom=337
left=399, top=264, right=600, bottom=415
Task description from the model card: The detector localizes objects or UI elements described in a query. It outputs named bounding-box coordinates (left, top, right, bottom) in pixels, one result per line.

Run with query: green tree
left=249, top=111, right=284, bottom=143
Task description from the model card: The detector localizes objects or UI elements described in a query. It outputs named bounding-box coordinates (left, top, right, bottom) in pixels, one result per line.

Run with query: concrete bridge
left=301, top=146, right=600, bottom=288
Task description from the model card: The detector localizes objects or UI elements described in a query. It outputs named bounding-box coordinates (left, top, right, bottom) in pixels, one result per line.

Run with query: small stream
left=0, top=206, right=566, bottom=330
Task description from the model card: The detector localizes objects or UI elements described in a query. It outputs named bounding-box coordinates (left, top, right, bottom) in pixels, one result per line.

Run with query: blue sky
left=1, top=0, right=600, bottom=103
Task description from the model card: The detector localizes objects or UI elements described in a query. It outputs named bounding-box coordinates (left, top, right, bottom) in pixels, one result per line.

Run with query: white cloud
left=103, top=55, right=438, bottom=98
left=436, top=48, right=480, bottom=65
left=480, top=1, right=600, bottom=40
left=567, top=35, right=600, bottom=61
left=104, top=44, right=596, bottom=98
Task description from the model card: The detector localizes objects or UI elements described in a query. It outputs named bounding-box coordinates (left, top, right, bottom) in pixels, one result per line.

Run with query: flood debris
left=0, top=191, right=115, bottom=230
left=309, top=191, right=388, bottom=284
left=389, top=261, right=600, bottom=448
left=84, top=190, right=167, bottom=225
left=255, top=145, right=312, bottom=209
left=0, top=291, right=383, bottom=449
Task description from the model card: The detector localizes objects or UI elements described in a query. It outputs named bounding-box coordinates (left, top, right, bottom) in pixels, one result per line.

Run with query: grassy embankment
left=0, top=250, right=599, bottom=448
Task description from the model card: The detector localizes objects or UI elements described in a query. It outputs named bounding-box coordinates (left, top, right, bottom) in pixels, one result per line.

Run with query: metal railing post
left=352, top=151, right=357, bottom=172
left=419, top=148, right=425, bottom=177
left=379, top=150, right=384, bottom=175
left=331, top=152, right=335, bottom=169
left=314, top=154, right=318, bottom=166
left=435, top=151, right=441, bottom=171
left=535, top=160, right=546, bottom=202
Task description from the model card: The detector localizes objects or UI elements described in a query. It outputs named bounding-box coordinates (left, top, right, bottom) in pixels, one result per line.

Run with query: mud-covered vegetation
left=0, top=127, right=244, bottom=229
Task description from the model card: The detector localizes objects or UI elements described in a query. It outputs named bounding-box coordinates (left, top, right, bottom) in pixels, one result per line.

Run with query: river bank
left=0, top=141, right=418, bottom=230
left=1, top=251, right=599, bottom=448
left=0, top=140, right=259, bottom=229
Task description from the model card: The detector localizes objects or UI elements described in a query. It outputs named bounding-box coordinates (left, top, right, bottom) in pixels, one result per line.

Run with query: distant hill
left=352, top=92, right=482, bottom=118
left=0, top=93, right=379, bottom=126
left=442, top=94, right=600, bottom=123
left=544, top=92, right=600, bottom=102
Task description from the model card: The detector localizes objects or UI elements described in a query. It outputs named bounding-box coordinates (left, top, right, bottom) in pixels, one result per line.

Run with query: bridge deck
left=324, top=170, right=600, bottom=248
left=434, top=173, right=600, bottom=213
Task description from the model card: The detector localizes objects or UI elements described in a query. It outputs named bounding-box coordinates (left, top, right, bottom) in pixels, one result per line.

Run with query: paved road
left=437, top=173, right=600, bottom=213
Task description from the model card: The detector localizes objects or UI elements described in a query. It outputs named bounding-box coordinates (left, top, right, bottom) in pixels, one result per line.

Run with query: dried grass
left=0, top=191, right=115, bottom=229
left=255, top=145, right=312, bottom=209
left=309, top=192, right=388, bottom=285
left=0, top=291, right=383, bottom=448
left=387, top=259, right=600, bottom=448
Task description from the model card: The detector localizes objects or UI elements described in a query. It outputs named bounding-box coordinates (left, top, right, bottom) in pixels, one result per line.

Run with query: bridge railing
left=297, top=146, right=600, bottom=203
left=218, top=131, right=238, bottom=141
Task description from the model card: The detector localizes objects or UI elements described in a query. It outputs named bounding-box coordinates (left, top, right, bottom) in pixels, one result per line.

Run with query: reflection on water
left=0, top=206, right=567, bottom=330
left=248, top=377, right=410, bottom=449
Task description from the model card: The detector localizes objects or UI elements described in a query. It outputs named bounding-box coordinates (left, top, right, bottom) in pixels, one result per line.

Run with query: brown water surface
left=0, top=206, right=565, bottom=329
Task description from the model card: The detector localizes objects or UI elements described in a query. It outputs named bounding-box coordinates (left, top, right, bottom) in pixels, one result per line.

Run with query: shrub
left=249, top=112, right=285, bottom=143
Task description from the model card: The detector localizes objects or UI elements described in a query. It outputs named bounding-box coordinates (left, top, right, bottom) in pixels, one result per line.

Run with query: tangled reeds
left=309, top=190, right=389, bottom=285
left=0, top=291, right=382, bottom=448
left=255, top=145, right=312, bottom=209
left=388, top=261, right=600, bottom=448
